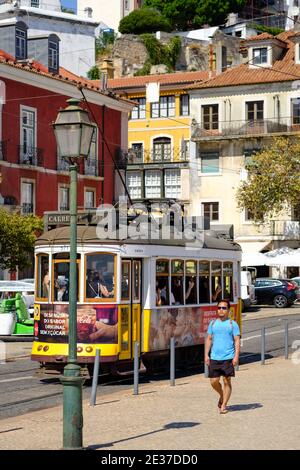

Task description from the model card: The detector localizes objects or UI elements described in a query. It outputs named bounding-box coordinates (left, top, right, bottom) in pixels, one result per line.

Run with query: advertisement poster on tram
left=36, top=304, right=118, bottom=344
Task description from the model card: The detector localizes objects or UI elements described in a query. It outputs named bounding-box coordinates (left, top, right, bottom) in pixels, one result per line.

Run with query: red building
left=0, top=50, right=131, bottom=220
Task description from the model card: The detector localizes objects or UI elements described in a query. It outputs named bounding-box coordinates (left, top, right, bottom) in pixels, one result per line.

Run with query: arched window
left=153, top=137, right=171, bottom=161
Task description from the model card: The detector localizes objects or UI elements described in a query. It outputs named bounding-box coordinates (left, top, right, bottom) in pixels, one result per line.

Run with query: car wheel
left=273, top=295, right=288, bottom=308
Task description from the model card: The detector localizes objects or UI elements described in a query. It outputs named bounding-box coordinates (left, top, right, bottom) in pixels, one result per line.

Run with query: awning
left=239, top=241, right=271, bottom=266
left=265, top=248, right=300, bottom=267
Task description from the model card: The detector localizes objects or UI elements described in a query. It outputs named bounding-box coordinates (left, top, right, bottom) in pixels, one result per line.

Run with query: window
left=153, top=137, right=172, bottom=161
left=199, top=261, right=210, bottom=303
left=85, top=189, right=95, bottom=209
left=131, top=98, right=146, bottom=120
left=121, top=261, right=131, bottom=301
left=85, top=127, right=98, bottom=176
left=130, top=143, right=143, bottom=162
left=171, top=260, right=184, bottom=305
left=151, top=96, right=175, bottom=118
left=31, top=0, right=40, bottom=6
left=235, top=30, right=242, bottom=37
left=85, top=253, right=115, bottom=301
left=53, top=260, right=79, bottom=302
left=126, top=171, right=142, bottom=199
left=202, top=104, right=219, bottom=130
left=133, top=261, right=141, bottom=302
left=21, top=181, right=34, bottom=214
left=180, top=95, right=190, bottom=116
left=145, top=170, right=161, bottom=198
left=200, top=151, right=220, bottom=174
left=292, top=204, right=300, bottom=221
left=246, top=101, right=264, bottom=121
left=202, top=202, right=219, bottom=221
left=21, top=108, right=36, bottom=164
left=59, top=187, right=69, bottom=211
left=124, top=0, right=130, bottom=9
left=156, top=260, right=170, bottom=306
left=245, top=208, right=254, bottom=221
left=253, top=47, right=268, bottom=65
left=185, top=261, right=197, bottom=305
left=211, top=261, right=222, bottom=303
left=223, top=262, right=233, bottom=301
left=49, top=41, right=59, bottom=73
left=164, top=169, right=181, bottom=199
left=292, top=98, right=300, bottom=124
left=36, top=254, right=49, bottom=300
left=16, top=28, right=27, bottom=60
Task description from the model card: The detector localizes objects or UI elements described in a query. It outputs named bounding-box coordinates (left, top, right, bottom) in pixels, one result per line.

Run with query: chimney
left=226, top=13, right=239, bottom=27
left=100, top=58, right=114, bottom=79
left=84, top=7, right=93, bottom=18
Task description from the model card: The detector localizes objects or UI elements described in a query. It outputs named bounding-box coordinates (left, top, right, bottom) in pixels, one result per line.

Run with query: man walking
left=205, top=299, right=240, bottom=414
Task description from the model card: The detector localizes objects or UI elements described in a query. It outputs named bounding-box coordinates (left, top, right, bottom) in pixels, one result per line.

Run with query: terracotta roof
left=0, top=51, right=125, bottom=102
left=190, top=30, right=300, bottom=90
left=246, top=32, right=276, bottom=41
left=107, top=71, right=211, bottom=90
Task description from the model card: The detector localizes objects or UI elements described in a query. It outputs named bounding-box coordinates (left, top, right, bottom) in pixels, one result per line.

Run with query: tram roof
left=36, top=226, right=241, bottom=251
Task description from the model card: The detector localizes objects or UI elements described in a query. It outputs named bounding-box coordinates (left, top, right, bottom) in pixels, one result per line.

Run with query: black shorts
left=208, top=359, right=235, bottom=378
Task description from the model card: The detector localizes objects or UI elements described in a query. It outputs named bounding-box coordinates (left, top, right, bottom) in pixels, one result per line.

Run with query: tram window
left=171, top=260, right=184, bottom=305
left=85, top=253, right=115, bottom=300
left=121, top=261, right=131, bottom=301
left=211, top=261, right=222, bottom=302
left=133, top=261, right=141, bottom=302
left=156, top=260, right=169, bottom=306
left=53, top=261, right=79, bottom=302
left=199, top=261, right=210, bottom=303
left=185, top=260, right=197, bottom=304
left=223, top=262, right=233, bottom=301
left=36, top=253, right=49, bottom=300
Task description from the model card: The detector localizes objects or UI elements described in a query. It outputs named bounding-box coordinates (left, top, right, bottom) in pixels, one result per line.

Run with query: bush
left=119, top=8, right=172, bottom=35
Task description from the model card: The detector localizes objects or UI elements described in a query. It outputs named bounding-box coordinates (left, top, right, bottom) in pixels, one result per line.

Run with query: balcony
left=0, top=141, right=5, bottom=160
left=19, top=146, right=43, bottom=166
left=22, top=203, right=34, bottom=215
left=191, top=117, right=300, bottom=141
left=126, top=148, right=190, bottom=165
left=84, top=158, right=98, bottom=177
left=57, top=157, right=69, bottom=172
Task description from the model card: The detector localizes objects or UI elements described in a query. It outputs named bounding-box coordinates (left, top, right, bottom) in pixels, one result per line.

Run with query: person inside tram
left=96, top=262, right=114, bottom=298
left=185, top=277, right=196, bottom=303
left=212, top=284, right=222, bottom=302
left=42, top=263, right=50, bottom=298
left=171, top=277, right=183, bottom=305
left=55, top=276, right=69, bottom=302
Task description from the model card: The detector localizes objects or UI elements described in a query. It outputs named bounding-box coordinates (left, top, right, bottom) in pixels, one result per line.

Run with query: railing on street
left=19, top=146, right=43, bottom=166
left=191, top=117, right=300, bottom=141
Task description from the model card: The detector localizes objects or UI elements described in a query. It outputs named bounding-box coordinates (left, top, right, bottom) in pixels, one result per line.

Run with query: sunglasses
left=218, top=306, right=228, bottom=310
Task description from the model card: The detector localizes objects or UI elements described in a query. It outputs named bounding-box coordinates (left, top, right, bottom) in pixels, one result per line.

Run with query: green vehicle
left=0, top=281, right=34, bottom=335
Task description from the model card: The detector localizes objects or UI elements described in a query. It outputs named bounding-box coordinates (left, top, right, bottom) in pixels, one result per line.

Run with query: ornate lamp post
left=53, top=98, right=94, bottom=449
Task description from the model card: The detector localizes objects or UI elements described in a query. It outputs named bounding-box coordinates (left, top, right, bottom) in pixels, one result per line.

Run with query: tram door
left=119, top=259, right=142, bottom=361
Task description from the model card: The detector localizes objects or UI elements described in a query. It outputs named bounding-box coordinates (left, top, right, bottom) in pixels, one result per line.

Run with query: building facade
left=108, top=71, right=210, bottom=214
left=77, top=0, right=143, bottom=32
left=0, top=1, right=98, bottom=76
left=0, top=42, right=132, bottom=278
left=189, top=31, right=300, bottom=277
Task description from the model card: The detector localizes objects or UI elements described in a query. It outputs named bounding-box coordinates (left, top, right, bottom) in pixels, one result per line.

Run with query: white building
left=77, top=0, right=143, bottom=33
left=0, top=1, right=99, bottom=76
left=189, top=31, right=300, bottom=277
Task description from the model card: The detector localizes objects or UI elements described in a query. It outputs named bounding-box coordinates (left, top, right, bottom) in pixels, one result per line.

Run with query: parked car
left=254, top=278, right=298, bottom=308
left=241, top=271, right=256, bottom=311
left=291, top=277, right=300, bottom=301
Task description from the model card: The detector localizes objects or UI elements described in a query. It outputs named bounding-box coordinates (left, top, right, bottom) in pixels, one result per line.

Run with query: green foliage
left=61, top=7, right=75, bottom=14
left=119, top=8, right=172, bottom=34
left=250, top=23, right=284, bottom=36
left=0, top=209, right=43, bottom=272
left=134, top=35, right=181, bottom=75
left=87, top=65, right=100, bottom=80
left=96, top=30, right=117, bottom=56
left=143, top=0, right=247, bottom=30
left=236, top=137, right=300, bottom=223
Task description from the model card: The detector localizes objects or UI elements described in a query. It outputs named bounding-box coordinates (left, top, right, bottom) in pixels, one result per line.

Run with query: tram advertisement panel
left=37, top=304, right=118, bottom=344
left=148, top=305, right=238, bottom=351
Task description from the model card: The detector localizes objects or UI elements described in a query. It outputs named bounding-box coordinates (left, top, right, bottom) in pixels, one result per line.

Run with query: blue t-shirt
left=207, top=319, right=240, bottom=361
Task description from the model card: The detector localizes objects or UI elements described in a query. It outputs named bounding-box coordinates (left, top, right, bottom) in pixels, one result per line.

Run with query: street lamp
left=53, top=98, right=94, bottom=449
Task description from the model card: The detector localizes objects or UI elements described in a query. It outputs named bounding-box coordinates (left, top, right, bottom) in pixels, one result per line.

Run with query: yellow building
left=108, top=71, right=209, bottom=212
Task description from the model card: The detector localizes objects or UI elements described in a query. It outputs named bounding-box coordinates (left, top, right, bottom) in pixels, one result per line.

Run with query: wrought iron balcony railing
left=84, top=158, right=98, bottom=177
left=57, top=157, right=69, bottom=172
left=126, top=147, right=190, bottom=165
left=19, top=146, right=43, bottom=166
left=22, top=203, right=34, bottom=214
left=191, top=117, right=300, bottom=141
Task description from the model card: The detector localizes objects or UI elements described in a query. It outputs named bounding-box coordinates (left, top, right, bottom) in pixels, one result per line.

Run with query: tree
left=0, top=209, right=43, bottom=272
left=119, top=8, right=172, bottom=34
left=143, top=0, right=247, bottom=30
left=236, top=137, right=300, bottom=223
left=87, top=65, right=100, bottom=80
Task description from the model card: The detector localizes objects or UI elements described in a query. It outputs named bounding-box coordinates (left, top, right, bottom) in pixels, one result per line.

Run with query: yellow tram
left=31, top=225, right=242, bottom=375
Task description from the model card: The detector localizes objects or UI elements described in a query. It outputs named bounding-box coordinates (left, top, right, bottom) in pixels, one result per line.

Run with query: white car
left=241, top=271, right=256, bottom=311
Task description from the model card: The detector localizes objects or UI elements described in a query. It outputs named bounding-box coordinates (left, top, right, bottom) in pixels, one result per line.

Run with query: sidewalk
left=1, top=357, right=300, bottom=450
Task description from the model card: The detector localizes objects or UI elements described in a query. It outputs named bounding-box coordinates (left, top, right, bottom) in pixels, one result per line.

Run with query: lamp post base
left=60, top=363, right=85, bottom=450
